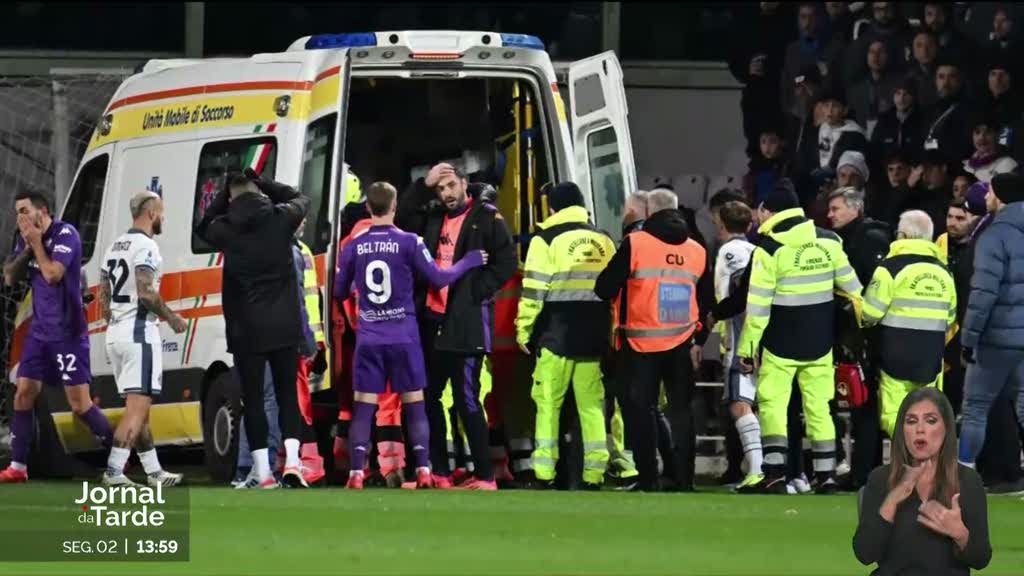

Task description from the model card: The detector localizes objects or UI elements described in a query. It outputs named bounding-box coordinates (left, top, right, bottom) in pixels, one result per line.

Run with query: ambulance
left=6, top=31, right=636, bottom=480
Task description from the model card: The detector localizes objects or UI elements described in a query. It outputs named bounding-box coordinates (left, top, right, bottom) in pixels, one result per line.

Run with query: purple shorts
left=17, top=335, right=92, bottom=387
left=353, top=343, right=426, bottom=394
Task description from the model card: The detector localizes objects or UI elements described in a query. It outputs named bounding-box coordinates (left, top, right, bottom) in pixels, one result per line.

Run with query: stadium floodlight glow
left=305, top=33, right=378, bottom=50
left=500, top=34, right=545, bottom=50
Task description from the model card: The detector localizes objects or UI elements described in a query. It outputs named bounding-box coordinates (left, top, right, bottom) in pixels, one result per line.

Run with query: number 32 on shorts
left=55, top=353, right=78, bottom=375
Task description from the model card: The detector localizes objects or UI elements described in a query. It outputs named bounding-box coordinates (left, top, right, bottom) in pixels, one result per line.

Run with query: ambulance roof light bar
left=305, top=33, right=378, bottom=50
left=499, top=34, right=545, bottom=50
left=302, top=32, right=545, bottom=52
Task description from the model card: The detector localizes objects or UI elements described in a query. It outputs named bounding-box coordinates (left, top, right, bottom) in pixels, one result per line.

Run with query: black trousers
left=236, top=346, right=301, bottom=452
left=848, top=378, right=882, bottom=487
left=420, top=318, right=493, bottom=481
left=623, top=341, right=696, bottom=491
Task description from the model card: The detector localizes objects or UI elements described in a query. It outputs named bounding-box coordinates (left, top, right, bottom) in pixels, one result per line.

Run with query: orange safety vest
left=492, top=270, right=522, bottom=352
left=620, top=231, right=706, bottom=353
left=334, top=218, right=373, bottom=333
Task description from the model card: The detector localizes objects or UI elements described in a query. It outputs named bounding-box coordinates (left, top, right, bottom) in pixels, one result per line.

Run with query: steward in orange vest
left=595, top=191, right=713, bottom=492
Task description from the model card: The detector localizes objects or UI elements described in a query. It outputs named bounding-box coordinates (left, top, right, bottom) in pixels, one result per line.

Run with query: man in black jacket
left=415, top=162, right=516, bottom=489
left=197, top=170, right=310, bottom=489
left=594, top=190, right=715, bottom=491
left=826, top=186, right=892, bottom=489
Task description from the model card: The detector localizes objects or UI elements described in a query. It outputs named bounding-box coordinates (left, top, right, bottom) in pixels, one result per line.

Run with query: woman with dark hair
left=853, top=387, right=991, bottom=574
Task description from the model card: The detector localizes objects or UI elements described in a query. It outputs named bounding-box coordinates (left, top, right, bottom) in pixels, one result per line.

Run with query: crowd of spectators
left=731, top=2, right=1022, bottom=234
left=727, top=2, right=1024, bottom=493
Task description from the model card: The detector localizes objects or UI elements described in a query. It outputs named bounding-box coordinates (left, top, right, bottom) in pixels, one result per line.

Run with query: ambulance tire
left=202, top=371, right=242, bottom=484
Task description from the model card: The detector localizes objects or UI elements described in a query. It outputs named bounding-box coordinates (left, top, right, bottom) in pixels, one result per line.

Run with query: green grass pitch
left=2, top=487, right=1022, bottom=575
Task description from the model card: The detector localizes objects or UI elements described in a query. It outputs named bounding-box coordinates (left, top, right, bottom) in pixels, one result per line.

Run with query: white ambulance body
left=7, top=31, right=636, bottom=478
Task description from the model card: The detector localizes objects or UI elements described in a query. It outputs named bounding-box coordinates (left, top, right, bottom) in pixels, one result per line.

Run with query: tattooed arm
left=136, top=267, right=187, bottom=334
left=3, top=249, right=32, bottom=287
left=98, top=269, right=112, bottom=324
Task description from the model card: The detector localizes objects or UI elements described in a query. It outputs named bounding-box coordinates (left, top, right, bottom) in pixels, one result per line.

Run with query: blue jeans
left=233, top=362, right=280, bottom=476
left=958, top=347, right=1024, bottom=465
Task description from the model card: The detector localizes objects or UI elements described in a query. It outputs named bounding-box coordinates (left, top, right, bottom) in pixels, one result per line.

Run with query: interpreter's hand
left=879, top=460, right=931, bottom=523
left=918, top=494, right=969, bottom=548
left=426, top=163, right=456, bottom=188
left=891, top=460, right=931, bottom=503
left=18, top=214, right=42, bottom=248
left=690, top=344, right=703, bottom=371
left=168, top=313, right=188, bottom=334
left=738, top=356, right=755, bottom=375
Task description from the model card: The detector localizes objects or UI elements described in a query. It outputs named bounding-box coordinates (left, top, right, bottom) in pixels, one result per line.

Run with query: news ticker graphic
left=0, top=481, right=189, bottom=562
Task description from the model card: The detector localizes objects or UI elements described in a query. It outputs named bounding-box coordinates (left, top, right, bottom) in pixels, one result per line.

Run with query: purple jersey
left=334, top=224, right=483, bottom=346
left=13, top=220, right=87, bottom=343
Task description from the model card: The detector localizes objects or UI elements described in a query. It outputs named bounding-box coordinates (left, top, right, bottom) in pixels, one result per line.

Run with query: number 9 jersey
left=101, top=230, right=164, bottom=396
left=333, top=224, right=484, bottom=348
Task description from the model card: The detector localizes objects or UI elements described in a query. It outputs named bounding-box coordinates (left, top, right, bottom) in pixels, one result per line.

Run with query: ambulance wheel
left=202, top=371, right=241, bottom=484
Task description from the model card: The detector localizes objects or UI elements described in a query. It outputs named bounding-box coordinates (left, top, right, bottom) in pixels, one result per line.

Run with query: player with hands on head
left=333, top=181, right=487, bottom=490
left=0, top=191, right=114, bottom=483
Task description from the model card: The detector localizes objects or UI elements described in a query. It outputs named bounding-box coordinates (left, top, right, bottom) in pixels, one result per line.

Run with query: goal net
left=0, top=72, right=127, bottom=456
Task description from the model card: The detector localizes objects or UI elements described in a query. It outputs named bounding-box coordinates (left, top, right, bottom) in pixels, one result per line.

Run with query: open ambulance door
left=568, top=52, right=637, bottom=241
left=323, top=50, right=353, bottom=355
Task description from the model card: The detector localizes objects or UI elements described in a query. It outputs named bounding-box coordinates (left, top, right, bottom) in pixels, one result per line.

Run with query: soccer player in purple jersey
left=1, top=191, right=113, bottom=483
left=334, top=182, right=487, bottom=489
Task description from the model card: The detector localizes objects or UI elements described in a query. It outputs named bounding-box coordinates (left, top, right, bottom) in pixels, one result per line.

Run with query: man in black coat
left=825, top=186, right=892, bottom=490
left=197, top=169, right=310, bottom=489
left=414, top=162, right=516, bottom=488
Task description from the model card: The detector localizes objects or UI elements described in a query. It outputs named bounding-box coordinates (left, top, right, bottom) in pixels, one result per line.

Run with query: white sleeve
left=131, top=238, right=160, bottom=272
left=714, top=250, right=730, bottom=302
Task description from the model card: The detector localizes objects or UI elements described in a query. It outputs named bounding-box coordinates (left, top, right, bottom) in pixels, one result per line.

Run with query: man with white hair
left=596, top=187, right=713, bottom=491
left=861, top=210, right=957, bottom=437
left=98, top=191, right=188, bottom=486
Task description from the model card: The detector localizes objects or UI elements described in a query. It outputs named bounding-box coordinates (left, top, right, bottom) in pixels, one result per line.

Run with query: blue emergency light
left=500, top=34, right=545, bottom=50
left=305, top=33, right=378, bottom=50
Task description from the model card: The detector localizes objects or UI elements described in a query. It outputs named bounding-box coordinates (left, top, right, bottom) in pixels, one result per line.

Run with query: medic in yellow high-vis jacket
left=862, top=229, right=956, bottom=438
left=516, top=183, right=616, bottom=487
left=737, top=188, right=863, bottom=494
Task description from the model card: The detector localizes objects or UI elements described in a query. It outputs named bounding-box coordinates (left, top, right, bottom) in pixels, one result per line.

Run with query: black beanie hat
left=992, top=173, right=1024, bottom=205
left=548, top=181, right=585, bottom=211
left=761, top=178, right=800, bottom=212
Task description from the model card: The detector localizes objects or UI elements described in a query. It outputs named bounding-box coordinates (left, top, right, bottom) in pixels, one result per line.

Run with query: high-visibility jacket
left=297, top=240, right=325, bottom=346
left=493, top=271, right=522, bottom=352
left=516, top=205, right=616, bottom=357
left=862, top=239, right=957, bottom=383
left=935, top=232, right=949, bottom=265
left=620, top=230, right=706, bottom=353
left=738, top=207, right=863, bottom=361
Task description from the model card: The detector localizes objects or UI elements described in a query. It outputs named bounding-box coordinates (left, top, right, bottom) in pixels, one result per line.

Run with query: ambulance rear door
left=320, top=49, right=353, bottom=350
left=567, top=51, right=636, bottom=241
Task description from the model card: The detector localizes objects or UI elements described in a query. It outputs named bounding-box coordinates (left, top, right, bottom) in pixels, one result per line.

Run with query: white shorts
left=106, top=325, right=162, bottom=397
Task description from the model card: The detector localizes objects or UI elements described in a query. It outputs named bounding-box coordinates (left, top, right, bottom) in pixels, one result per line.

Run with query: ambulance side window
left=191, top=137, right=278, bottom=254
left=63, top=154, right=109, bottom=263
left=587, top=127, right=625, bottom=242
left=299, top=114, right=336, bottom=254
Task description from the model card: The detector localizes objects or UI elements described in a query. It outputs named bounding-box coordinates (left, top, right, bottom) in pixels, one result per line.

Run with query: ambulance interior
left=336, top=76, right=555, bottom=261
